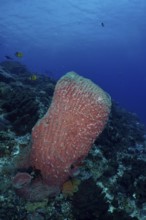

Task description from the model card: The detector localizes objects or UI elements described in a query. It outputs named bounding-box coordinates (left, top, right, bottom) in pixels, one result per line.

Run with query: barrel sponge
left=30, top=72, right=111, bottom=186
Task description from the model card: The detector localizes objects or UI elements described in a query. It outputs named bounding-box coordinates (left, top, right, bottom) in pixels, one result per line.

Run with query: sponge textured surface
left=30, top=72, right=111, bottom=186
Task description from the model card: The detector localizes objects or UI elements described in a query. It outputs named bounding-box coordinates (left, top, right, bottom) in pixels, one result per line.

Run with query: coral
left=12, top=172, right=33, bottom=189
left=30, top=72, right=111, bottom=187
left=0, top=61, right=55, bottom=135
left=62, top=178, right=81, bottom=196
left=0, top=65, right=15, bottom=83
left=95, top=101, right=145, bottom=159
left=1, top=61, right=30, bottom=77
left=1, top=88, right=39, bottom=135
left=25, top=199, right=48, bottom=213
left=135, top=178, right=146, bottom=207
left=12, top=171, right=60, bottom=201
left=72, top=178, right=138, bottom=220
left=1, top=62, right=145, bottom=218
left=72, top=178, right=109, bottom=220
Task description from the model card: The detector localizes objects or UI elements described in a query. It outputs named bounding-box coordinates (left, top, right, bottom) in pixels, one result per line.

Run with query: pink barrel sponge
left=30, top=72, right=111, bottom=187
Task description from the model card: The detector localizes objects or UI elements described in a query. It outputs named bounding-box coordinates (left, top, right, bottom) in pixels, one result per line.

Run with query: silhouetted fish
left=15, top=52, right=23, bottom=58
left=5, top=55, right=13, bottom=60
left=101, top=22, right=105, bottom=27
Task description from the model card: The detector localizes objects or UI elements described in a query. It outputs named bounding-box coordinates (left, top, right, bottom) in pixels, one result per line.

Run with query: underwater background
left=1, top=1, right=146, bottom=220
left=0, top=0, right=146, bottom=126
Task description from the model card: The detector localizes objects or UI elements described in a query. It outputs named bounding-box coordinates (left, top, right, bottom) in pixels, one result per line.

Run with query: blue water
left=0, top=0, right=146, bottom=126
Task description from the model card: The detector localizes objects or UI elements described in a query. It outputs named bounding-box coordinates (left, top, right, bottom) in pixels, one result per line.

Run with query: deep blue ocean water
left=0, top=0, right=146, bottom=126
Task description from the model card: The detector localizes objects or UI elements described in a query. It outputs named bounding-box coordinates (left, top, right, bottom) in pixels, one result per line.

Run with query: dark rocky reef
left=72, top=178, right=138, bottom=220
left=95, top=101, right=145, bottom=159
left=72, top=178, right=109, bottom=220
left=0, top=61, right=146, bottom=220
left=0, top=61, right=56, bottom=135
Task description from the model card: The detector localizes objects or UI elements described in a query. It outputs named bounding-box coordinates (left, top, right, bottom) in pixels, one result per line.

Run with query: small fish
left=15, top=52, right=23, bottom=58
left=101, top=22, right=105, bottom=27
left=28, top=74, right=37, bottom=81
left=5, top=55, right=13, bottom=60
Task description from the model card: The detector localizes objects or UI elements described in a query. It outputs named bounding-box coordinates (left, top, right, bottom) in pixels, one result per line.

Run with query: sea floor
left=0, top=61, right=146, bottom=220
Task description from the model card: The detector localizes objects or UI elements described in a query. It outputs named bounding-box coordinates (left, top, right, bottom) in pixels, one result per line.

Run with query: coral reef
left=0, top=61, right=55, bottom=135
left=0, top=61, right=146, bottom=219
left=72, top=178, right=109, bottom=220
